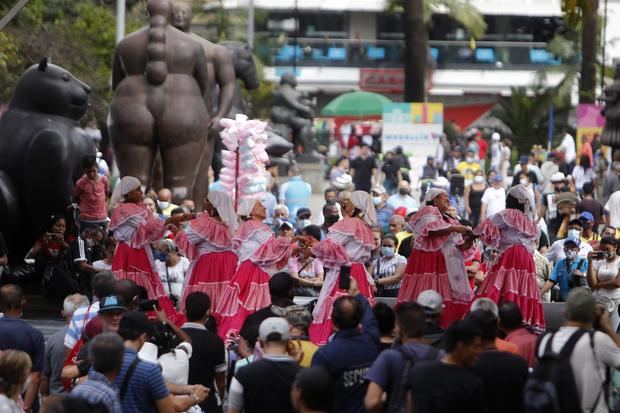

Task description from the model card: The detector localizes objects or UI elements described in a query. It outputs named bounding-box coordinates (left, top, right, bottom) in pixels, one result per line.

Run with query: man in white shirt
left=556, top=130, right=577, bottom=166
left=490, top=132, right=502, bottom=173
left=480, top=175, right=506, bottom=221
left=537, top=288, right=620, bottom=413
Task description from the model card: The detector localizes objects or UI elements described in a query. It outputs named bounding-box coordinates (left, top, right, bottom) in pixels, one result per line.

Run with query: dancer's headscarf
left=350, top=190, right=377, bottom=226
left=424, top=187, right=447, bottom=203
left=237, top=198, right=259, bottom=218
left=110, top=176, right=141, bottom=207
left=208, top=190, right=239, bottom=232
left=507, top=184, right=536, bottom=221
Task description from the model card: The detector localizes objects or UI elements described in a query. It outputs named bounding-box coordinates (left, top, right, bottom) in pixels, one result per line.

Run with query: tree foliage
left=0, top=0, right=145, bottom=122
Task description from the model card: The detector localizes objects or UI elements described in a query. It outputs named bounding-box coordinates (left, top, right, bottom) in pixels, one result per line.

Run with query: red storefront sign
left=359, top=68, right=404, bottom=93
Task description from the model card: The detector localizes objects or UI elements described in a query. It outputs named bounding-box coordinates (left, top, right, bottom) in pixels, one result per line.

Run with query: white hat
left=259, top=317, right=290, bottom=342
left=550, top=172, right=566, bottom=183
left=333, top=174, right=353, bottom=189
left=433, top=177, right=449, bottom=189
left=491, top=132, right=501, bottom=141
left=417, top=290, right=444, bottom=314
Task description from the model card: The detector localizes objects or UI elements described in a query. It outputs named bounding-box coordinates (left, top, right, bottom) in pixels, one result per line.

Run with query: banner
left=576, top=104, right=607, bottom=162
left=382, top=103, right=443, bottom=186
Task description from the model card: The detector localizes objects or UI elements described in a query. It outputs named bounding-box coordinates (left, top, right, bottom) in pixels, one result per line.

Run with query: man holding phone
left=311, top=278, right=380, bottom=413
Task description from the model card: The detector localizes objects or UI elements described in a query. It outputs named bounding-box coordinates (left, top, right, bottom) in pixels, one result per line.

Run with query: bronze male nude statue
left=172, top=2, right=237, bottom=204
left=108, top=0, right=209, bottom=201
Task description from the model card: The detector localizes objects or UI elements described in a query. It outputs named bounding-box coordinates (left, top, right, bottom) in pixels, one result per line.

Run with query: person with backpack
left=526, top=288, right=620, bottom=413
left=467, top=309, right=528, bottom=413
left=364, top=302, right=441, bottom=413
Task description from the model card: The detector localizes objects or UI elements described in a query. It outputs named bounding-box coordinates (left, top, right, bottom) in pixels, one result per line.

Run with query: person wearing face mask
left=154, top=239, right=189, bottom=307
left=464, top=171, right=487, bottom=228
left=156, top=188, right=179, bottom=218
left=387, top=181, right=418, bottom=211
left=546, top=219, right=593, bottom=265
left=541, top=238, right=588, bottom=302
left=271, top=204, right=290, bottom=232
left=295, top=208, right=313, bottom=234
left=456, top=149, right=482, bottom=186
left=320, top=203, right=340, bottom=240
left=588, top=237, right=620, bottom=330
left=369, top=234, right=407, bottom=297
left=371, top=186, right=394, bottom=233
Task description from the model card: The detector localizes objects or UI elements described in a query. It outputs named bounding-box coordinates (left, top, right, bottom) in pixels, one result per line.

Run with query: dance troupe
left=109, top=175, right=545, bottom=345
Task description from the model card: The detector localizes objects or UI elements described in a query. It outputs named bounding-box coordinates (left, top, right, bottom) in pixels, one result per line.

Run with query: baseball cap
left=394, top=206, right=407, bottom=217
left=259, top=317, right=290, bottom=342
left=492, top=175, right=503, bottom=183
left=427, top=155, right=435, bottom=161
left=579, top=211, right=594, bottom=222
left=491, top=132, right=500, bottom=141
left=417, top=290, right=444, bottom=315
left=98, top=295, right=128, bottom=314
left=280, top=221, right=294, bottom=230
left=119, top=311, right=153, bottom=336
left=519, top=155, right=529, bottom=164
left=550, top=172, right=566, bottom=183
left=371, top=185, right=386, bottom=195
left=296, top=207, right=311, bottom=219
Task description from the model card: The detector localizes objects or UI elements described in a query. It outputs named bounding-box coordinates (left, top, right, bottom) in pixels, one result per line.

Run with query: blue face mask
left=381, top=246, right=395, bottom=257
left=153, top=250, right=167, bottom=262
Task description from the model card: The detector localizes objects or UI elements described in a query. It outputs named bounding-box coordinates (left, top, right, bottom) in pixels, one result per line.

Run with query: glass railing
left=258, top=38, right=565, bottom=69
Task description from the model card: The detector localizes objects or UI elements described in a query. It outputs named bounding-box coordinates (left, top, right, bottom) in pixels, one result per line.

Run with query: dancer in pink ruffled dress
left=397, top=188, right=476, bottom=327
left=215, top=198, right=294, bottom=340
left=176, top=190, right=239, bottom=314
left=109, top=176, right=190, bottom=324
left=474, top=185, right=545, bottom=332
left=303, top=191, right=376, bottom=345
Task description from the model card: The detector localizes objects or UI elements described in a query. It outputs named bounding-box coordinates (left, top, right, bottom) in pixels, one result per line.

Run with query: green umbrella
left=321, top=91, right=392, bottom=117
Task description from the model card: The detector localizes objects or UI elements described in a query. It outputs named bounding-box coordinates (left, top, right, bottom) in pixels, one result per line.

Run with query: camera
left=138, top=299, right=159, bottom=311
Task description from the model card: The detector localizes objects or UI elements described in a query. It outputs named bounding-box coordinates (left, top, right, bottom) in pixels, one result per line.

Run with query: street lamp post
left=116, top=0, right=126, bottom=45
left=248, top=0, right=255, bottom=50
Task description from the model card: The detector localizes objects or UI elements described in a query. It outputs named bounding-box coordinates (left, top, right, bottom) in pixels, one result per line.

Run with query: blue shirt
left=311, top=295, right=380, bottom=413
left=376, top=204, right=395, bottom=233
left=550, top=257, right=588, bottom=301
left=280, top=176, right=312, bottom=219
left=72, top=370, right=122, bottom=413
left=114, top=348, right=169, bottom=413
left=0, top=317, right=45, bottom=372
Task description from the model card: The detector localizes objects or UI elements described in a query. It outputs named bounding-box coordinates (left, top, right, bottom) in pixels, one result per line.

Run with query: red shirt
left=477, top=138, right=489, bottom=160
left=74, top=175, right=109, bottom=221
left=505, top=328, right=537, bottom=367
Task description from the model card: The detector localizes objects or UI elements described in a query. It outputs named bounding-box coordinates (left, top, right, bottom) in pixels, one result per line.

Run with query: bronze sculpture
left=270, top=72, right=317, bottom=155
left=601, top=64, right=620, bottom=149
left=0, top=59, right=95, bottom=256
left=109, top=0, right=209, bottom=202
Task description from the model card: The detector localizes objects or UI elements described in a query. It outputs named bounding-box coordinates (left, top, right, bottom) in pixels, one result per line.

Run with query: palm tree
left=393, top=0, right=486, bottom=102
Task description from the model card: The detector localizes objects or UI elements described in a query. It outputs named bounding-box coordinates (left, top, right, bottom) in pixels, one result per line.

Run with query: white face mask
left=473, top=176, right=484, bottom=184
left=157, top=200, right=170, bottom=210
left=466, top=156, right=475, bottom=163
left=567, top=229, right=581, bottom=240
left=565, top=250, right=578, bottom=260
left=297, top=219, right=311, bottom=229
left=373, top=196, right=382, bottom=206
left=519, top=179, right=528, bottom=186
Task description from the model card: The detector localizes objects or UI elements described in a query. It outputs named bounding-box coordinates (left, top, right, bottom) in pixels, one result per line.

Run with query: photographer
left=536, top=288, right=620, bottom=412
left=588, top=237, right=620, bottom=331
left=541, top=238, right=588, bottom=302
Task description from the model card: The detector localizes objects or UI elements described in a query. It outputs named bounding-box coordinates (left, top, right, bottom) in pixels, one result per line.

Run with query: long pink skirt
left=397, top=249, right=470, bottom=328
left=475, top=244, right=545, bottom=333
left=308, top=262, right=375, bottom=345
left=214, top=260, right=271, bottom=341
left=112, top=242, right=182, bottom=325
left=179, top=251, right=238, bottom=312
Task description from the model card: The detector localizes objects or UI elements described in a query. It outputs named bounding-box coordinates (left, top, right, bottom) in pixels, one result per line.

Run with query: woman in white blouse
left=369, top=234, right=407, bottom=297
left=155, top=239, right=190, bottom=305
left=588, top=237, right=620, bottom=330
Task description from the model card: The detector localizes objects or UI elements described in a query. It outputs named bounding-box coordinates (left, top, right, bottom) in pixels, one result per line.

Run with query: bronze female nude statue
left=108, top=0, right=210, bottom=201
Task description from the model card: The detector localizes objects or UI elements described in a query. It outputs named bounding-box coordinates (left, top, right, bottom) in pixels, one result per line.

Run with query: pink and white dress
left=474, top=208, right=545, bottom=332
left=215, top=220, right=292, bottom=341
left=397, top=206, right=475, bottom=327
left=110, top=202, right=181, bottom=324
left=176, top=214, right=238, bottom=313
left=308, top=217, right=375, bottom=345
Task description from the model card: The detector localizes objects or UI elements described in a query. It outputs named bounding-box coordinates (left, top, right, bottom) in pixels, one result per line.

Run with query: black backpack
left=523, top=329, right=597, bottom=413
left=386, top=345, right=439, bottom=413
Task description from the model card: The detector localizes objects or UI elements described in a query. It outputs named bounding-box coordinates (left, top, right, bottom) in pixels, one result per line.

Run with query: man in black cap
left=242, top=272, right=296, bottom=331
left=295, top=207, right=312, bottom=234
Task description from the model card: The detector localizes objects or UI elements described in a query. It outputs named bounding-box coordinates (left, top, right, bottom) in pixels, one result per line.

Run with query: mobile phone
left=339, top=265, right=351, bottom=291
left=591, top=251, right=605, bottom=260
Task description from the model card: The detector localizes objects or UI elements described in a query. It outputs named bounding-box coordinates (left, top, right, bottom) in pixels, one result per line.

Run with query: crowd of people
left=1, top=127, right=620, bottom=412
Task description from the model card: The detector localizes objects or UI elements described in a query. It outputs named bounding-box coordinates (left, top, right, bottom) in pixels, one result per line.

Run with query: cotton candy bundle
left=218, top=114, right=269, bottom=205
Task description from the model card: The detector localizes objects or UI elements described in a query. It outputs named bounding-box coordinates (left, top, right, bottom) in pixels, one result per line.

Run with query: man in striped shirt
left=64, top=271, right=115, bottom=351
